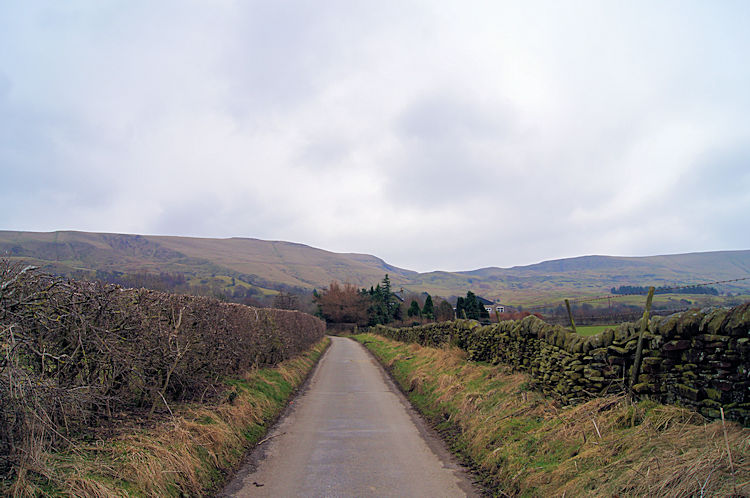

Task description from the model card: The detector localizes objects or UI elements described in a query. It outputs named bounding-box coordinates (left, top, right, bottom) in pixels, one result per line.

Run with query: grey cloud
left=683, top=146, right=750, bottom=198
left=0, top=72, right=9, bottom=98
left=398, top=94, right=512, bottom=141
left=660, top=145, right=750, bottom=247
left=297, top=136, right=353, bottom=170
left=385, top=93, right=518, bottom=207
left=219, top=1, right=387, bottom=121
left=2, top=2, right=750, bottom=272
left=149, top=194, right=299, bottom=241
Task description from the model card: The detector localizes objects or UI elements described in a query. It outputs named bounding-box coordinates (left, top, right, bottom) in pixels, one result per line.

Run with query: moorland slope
left=1, top=230, right=749, bottom=305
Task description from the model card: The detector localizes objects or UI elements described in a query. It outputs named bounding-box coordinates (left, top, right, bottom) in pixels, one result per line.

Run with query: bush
left=0, top=261, right=325, bottom=480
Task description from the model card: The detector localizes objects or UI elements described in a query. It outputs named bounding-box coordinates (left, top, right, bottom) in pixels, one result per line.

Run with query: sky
left=1, top=1, right=749, bottom=272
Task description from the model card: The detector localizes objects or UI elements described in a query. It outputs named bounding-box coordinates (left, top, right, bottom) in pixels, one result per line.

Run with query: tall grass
left=6, top=338, right=329, bottom=496
left=356, top=333, right=749, bottom=496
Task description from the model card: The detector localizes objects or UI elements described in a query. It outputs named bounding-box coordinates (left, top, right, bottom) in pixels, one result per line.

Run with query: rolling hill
left=1, top=230, right=749, bottom=306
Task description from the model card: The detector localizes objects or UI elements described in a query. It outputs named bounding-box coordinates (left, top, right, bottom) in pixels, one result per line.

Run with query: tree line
left=455, top=290, right=490, bottom=320
left=313, top=275, right=456, bottom=326
left=313, top=275, right=515, bottom=326
left=610, top=285, right=719, bottom=296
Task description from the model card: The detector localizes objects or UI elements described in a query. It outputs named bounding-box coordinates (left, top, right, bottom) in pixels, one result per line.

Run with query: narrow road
left=220, top=336, right=478, bottom=497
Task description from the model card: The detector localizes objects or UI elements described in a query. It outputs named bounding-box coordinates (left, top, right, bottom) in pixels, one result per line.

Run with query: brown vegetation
left=8, top=339, right=329, bottom=496
left=0, top=261, right=325, bottom=490
left=314, top=281, right=370, bottom=325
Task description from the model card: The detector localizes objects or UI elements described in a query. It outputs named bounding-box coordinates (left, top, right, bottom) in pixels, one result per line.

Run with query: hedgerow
left=0, top=261, right=325, bottom=483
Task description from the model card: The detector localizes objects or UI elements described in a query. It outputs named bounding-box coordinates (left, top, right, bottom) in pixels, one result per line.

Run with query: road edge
left=215, top=335, right=333, bottom=496
left=352, top=336, right=488, bottom=497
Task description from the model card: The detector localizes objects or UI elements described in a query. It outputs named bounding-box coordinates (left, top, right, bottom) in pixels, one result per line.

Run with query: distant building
left=486, top=305, right=506, bottom=314
left=473, top=295, right=513, bottom=315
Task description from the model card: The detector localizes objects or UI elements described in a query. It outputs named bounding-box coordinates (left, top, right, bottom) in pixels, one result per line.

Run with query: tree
left=458, top=291, right=489, bottom=320
left=455, top=297, right=466, bottom=319
left=407, top=300, right=422, bottom=318
left=367, top=274, right=399, bottom=325
left=464, top=291, right=480, bottom=319
left=314, top=281, right=369, bottom=325
left=435, top=299, right=455, bottom=321
left=422, top=294, right=434, bottom=320
left=273, top=291, right=299, bottom=310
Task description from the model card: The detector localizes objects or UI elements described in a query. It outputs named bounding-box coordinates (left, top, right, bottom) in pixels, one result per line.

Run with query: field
left=573, top=324, right=614, bottom=336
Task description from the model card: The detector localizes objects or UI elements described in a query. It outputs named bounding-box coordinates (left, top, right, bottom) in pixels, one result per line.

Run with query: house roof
left=476, top=295, right=494, bottom=305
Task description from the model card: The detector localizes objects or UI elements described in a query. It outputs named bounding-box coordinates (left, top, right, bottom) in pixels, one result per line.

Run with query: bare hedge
left=0, top=261, right=325, bottom=479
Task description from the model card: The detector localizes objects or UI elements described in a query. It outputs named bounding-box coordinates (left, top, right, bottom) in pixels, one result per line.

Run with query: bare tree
left=315, top=281, right=369, bottom=325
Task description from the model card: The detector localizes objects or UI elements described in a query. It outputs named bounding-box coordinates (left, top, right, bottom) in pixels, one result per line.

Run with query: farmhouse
left=476, top=295, right=513, bottom=314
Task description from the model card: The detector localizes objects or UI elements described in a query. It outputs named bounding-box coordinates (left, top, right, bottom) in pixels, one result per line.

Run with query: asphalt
left=219, top=336, right=479, bottom=497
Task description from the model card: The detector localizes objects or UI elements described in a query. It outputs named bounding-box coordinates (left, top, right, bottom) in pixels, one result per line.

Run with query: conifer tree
left=455, top=297, right=465, bottom=319
left=367, top=275, right=398, bottom=325
left=422, top=294, right=434, bottom=319
left=464, top=291, right=480, bottom=319
left=407, top=300, right=421, bottom=318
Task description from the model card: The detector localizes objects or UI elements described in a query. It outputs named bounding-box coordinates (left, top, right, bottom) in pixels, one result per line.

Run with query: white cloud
left=1, top=1, right=749, bottom=272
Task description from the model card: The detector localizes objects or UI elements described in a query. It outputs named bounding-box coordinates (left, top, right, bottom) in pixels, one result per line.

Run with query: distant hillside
left=1, top=230, right=749, bottom=306
left=0, top=231, right=417, bottom=296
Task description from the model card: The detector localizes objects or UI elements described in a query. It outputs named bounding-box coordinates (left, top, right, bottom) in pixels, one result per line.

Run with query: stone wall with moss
left=371, top=302, right=750, bottom=425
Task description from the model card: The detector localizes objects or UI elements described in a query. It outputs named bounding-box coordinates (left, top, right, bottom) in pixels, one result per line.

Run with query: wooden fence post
left=564, top=299, right=577, bottom=334
left=630, top=286, right=655, bottom=390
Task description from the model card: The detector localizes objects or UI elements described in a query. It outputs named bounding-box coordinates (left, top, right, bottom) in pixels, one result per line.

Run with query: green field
left=574, top=324, right=615, bottom=336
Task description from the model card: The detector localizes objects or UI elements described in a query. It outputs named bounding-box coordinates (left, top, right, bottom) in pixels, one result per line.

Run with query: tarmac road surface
left=219, top=336, right=479, bottom=497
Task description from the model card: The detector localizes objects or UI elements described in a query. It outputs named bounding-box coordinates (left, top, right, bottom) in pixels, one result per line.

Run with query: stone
left=702, top=308, right=730, bottom=335
left=701, top=399, right=722, bottom=408
left=584, top=367, right=605, bottom=382
left=696, top=334, right=729, bottom=343
left=681, top=371, right=698, bottom=380
left=642, top=357, right=661, bottom=367
left=675, top=383, right=700, bottom=401
left=711, top=380, right=733, bottom=392
left=607, top=345, right=629, bottom=356
left=632, top=382, right=653, bottom=394
left=663, top=340, right=691, bottom=351
left=590, top=348, right=608, bottom=361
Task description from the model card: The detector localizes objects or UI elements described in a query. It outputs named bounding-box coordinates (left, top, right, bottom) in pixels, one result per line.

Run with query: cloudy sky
left=1, top=1, right=749, bottom=272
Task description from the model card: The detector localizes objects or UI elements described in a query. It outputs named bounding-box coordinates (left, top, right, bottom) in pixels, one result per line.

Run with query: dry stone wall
left=372, top=302, right=750, bottom=426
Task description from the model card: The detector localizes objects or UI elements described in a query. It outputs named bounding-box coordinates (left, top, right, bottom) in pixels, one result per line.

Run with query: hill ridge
left=1, top=230, right=749, bottom=304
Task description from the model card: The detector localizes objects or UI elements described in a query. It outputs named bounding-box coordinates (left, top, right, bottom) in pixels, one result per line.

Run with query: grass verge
left=354, top=333, right=749, bottom=497
left=6, top=337, right=330, bottom=497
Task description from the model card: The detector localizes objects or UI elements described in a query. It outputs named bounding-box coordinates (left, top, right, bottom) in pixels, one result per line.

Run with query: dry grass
left=5, top=338, right=330, bottom=497
left=357, top=333, right=749, bottom=497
